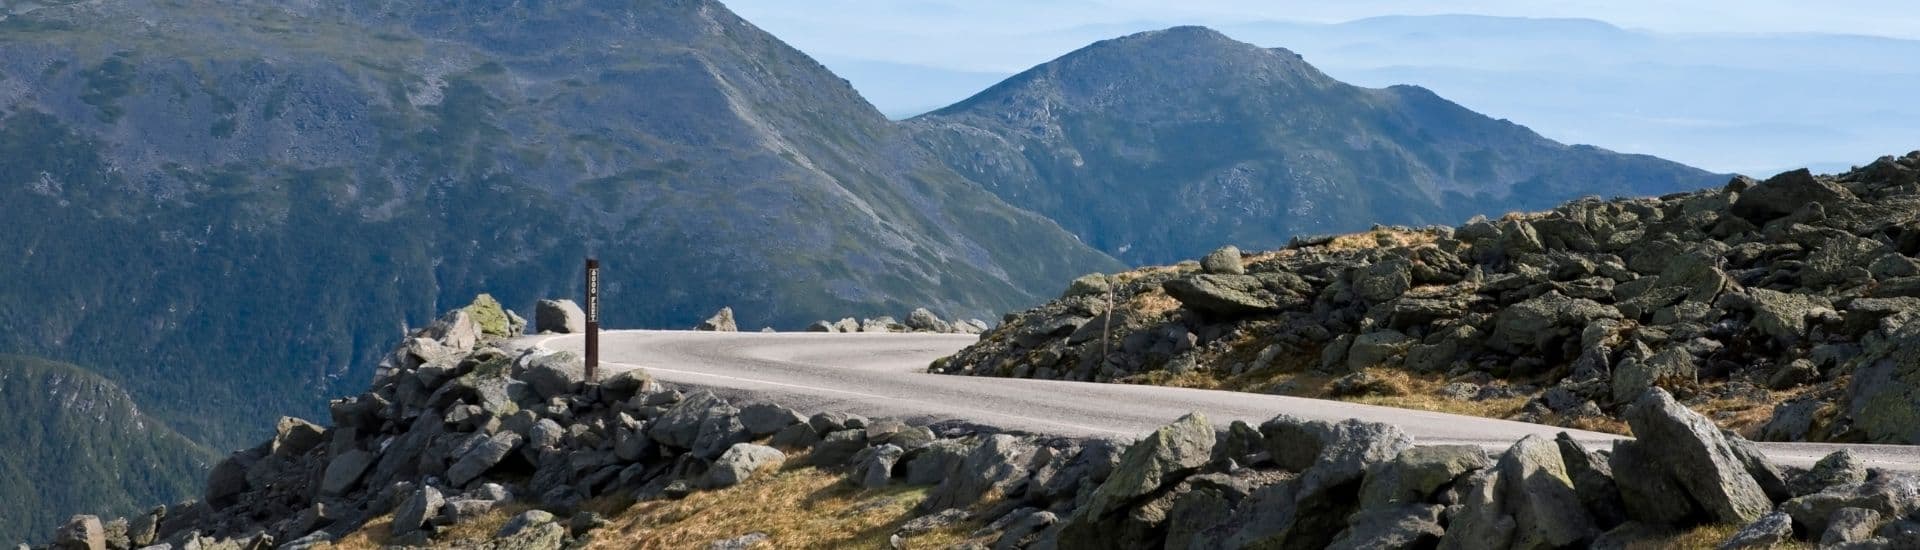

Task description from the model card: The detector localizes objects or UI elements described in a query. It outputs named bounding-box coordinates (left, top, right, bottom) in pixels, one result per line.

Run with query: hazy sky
left=728, top=0, right=1920, bottom=71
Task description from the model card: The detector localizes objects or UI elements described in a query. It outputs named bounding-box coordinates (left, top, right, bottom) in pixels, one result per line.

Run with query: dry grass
left=328, top=514, right=394, bottom=550
left=1324, top=228, right=1439, bottom=251
left=1618, top=523, right=1810, bottom=550
left=583, top=457, right=981, bottom=550
left=436, top=502, right=534, bottom=547
left=1126, top=289, right=1183, bottom=320
left=1334, top=370, right=1534, bottom=422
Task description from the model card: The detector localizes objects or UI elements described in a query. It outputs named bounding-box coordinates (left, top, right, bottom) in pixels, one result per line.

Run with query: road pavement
left=527, top=330, right=1920, bottom=470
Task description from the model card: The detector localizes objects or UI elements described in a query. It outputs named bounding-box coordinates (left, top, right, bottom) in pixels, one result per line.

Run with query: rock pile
left=33, top=299, right=1920, bottom=549
left=806, top=307, right=991, bottom=334
left=936, top=154, right=1920, bottom=444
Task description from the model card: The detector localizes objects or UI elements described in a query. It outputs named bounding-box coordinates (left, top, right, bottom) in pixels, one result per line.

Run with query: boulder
left=646, top=391, right=738, bottom=452
left=1163, top=274, right=1289, bottom=317
left=1355, top=258, right=1414, bottom=303
left=320, top=449, right=375, bottom=496
left=1358, top=444, right=1490, bottom=509
left=270, top=417, right=327, bottom=457
left=1345, top=331, right=1413, bottom=372
left=805, top=320, right=838, bottom=332
left=905, top=439, right=976, bottom=486
left=1486, top=292, right=1621, bottom=355
left=1076, top=413, right=1214, bottom=520
left=52, top=515, right=105, bottom=550
left=465, top=294, right=515, bottom=338
left=922, top=434, right=1039, bottom=511
left=1841, top=314, right=1920, bottom=444
left=1436, top=470, right=1515, bottom=550
left=1739, top=288, right=1836, bottom=346
left=1202, top=245, right=1246, bottom=275
left=1781, top=474, right=1920, bottom=541
left=905, top=308, right=953, bottom=333
left=810, top=430, right=869, bottom=467
left=1721, top=511, right=1795, bottom=550
left=738, top=403, right=805, bottom=437
left=448, top=432, right=523, bottom=487
left=424, top=309, right=482, bottom=352
left=1613, top=388, right=1773, bottom=526
left=534, top=299, right=586, bottom=334
left=1791, top=450, right=1868, bottom=497
left=1326, top=504, right=1445, bottom=550
left=1497, top=435, right=1598, bottom=549
left=856, top=444, right=905, bottom=488
left=391, top=486, right=444, bottom=536
left=705, top=443, right=786, bottom=489
left=1821, top=507, right=1884, bottom=546
left=521, top=352, right=586, bottom=400
left=1064, top=273, right=1113, bottom=298
left=695, top=307, right=738, bottom=332
left=1730, top=169, right=1858, bottom=223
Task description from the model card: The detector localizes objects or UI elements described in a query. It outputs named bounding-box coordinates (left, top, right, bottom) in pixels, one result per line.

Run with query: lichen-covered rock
left=695, top=307, right=738, bottom=332
left=1613, top=388, right=1773, bottom=526
left=1358, top=445, right=1489, bottom=509
left=1202, top=245, right=1246, bottom=275
left=704, top=444, right=786, bottom=489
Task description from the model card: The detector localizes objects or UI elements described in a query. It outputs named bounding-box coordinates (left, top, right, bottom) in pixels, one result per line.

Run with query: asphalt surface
left=528, top=330, right=1920, bottom=471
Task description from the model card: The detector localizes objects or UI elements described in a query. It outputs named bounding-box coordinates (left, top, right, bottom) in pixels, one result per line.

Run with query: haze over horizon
left=728, top=0, right=1920, bottom=176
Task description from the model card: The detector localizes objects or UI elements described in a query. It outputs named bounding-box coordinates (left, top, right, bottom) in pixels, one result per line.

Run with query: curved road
left=529, top=330, right=1920, bottom=470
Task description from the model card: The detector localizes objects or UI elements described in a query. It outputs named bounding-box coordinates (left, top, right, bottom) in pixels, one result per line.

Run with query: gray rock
left=1822, top=507, right=1885, bottom=546
left=391, top=486, right=444, bottom=536
left=695, top=307, right=738, bottom=332
left=53, top=515, right=105, bottom=550
left=738, top=403, right=804, bottom=437
left=1497, top=435, right=1597, bottom=549
left=993, top=510, right=1059, bottom=550
left=1611, top=346, right=1695, bottom=404
left=804, top=320, right=838, bottom=332
left=1720, top=511, right=1794, bottom=550
left=1355, top=257, right=1413, bottom=302
left=1202, top=245, right=1246, bottom=275
left=905, top=308, right=952, bottom=333
left=448, top=432, right=523, bottom=487
left=1842, top=314, right=1920, bottom=444
left=1614, top=388, right=1773, bottom=525
left=1064, top=273, right=1113, bottom=298
left=1077, top=413, right=1213, bottom=520
left=270, top=416, right=326, bottom=457
left=1555, top=433, right=1627, bottom=529
left=1327, top=504, right=1445, bottom=550
left=1792, top=450, right=1868, bottom=497
left=1163, top=274, right=1290, bottom=317
left=1487, top=292, right=1621, bottom=355
left=706, top=532, right=769, bottom=550
left=1345, top=330, right=1413, bottom=372
left=527, top=418, right=565, bottom=449
left=1437, top=470, right=1516, bottom=550
left=1781, top=474, right=1920, bottom=541
left=319, top=449, right=375, bottom=496
left=521, top=352, right=586, bottom=400
left=646, top=391, right=738, bottom=453
left=535, top=299, right=585, bottom=334
left=1739, top=288, right=1836, bottom=346
left=768, top=422, right=821, bottom=450
left=810, top=429, right=869, bottom=467
left=905, top=439, right=975, bottom=486
left=857, top=444, right=905, bottom=488
left=1730, top=168, right=1858, bottom=223
left=922, top=434, right=1039, bottom=511
left=900, top=509, right=971, bottom=536
left=705, top=443, right=786, bottom=489
left=1358, top=444, right=1490, bottom=509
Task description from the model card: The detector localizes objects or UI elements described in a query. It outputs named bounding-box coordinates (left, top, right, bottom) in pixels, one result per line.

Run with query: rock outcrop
left=935, top=154, right=1920, bottom=443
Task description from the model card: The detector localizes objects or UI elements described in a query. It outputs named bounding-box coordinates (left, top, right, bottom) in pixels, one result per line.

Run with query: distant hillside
left=0, top=0, right=1119, bottom=452
left=906, top=26, right=1725, bottom=265
left=0, top=355, right=215, bottom=544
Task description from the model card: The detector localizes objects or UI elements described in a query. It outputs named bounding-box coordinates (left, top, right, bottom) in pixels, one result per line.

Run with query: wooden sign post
left=585, top=258, right=600, bottom=383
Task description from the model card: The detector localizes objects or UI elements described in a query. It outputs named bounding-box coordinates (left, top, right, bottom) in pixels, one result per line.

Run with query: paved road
left=529, top=330, right=1920, bottom=470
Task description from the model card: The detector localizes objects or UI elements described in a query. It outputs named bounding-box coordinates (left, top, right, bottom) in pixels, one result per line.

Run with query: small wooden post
left=585, top=258, right=600, bottom=383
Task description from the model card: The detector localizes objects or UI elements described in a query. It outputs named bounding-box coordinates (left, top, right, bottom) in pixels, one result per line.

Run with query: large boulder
left=1358, top=444, right=1490, bottom=509
left=1354, top=257, right=1413, bottom=303
left=1163, top=274, right=1294, bottom=317
left=270, top=416, right=327, bottom=457
left=905, top=308, right=953, bottom=333
left=535, top=299, right=586, bottom=334
left=921, top=434, right=1039, bottom=511
left=695, top=307, right=738, bottom=332
left=1071, top=413, right=1214, bottom=522
left=1841, top=313, right=1920, bottom=444
left=1612, top=388, right=1774, bottom=526
left=1737, top=288, right=1837, bottom=346
left=1496, top=435, right=1598, bottom=549
left=320, top=449, right=376, bottom=496
left=647, top=391, right=747, bottom=459
left=464, top=294, right=515, bottom=339
left=1781, top=474, right=1920, bottom=541
left=521, top=351, right=586, bottom=399
left=52, top=515, right=105, bottom=550
left=1730, top=169, right=1859, bottom=223
left=391, top=486, right=445, bottom=536
left=1202, top=245, right=1246, bottom=275
left=448, top=432, right=524, bottom=487
left=1327, top=505, right=1444, bottom=550
left=704, top=443, right=786, bottom=489
left=1486, top=292, right=1621, bottom=355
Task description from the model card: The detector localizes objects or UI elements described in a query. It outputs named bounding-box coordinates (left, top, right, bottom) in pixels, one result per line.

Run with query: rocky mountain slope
left=0, top=0, right=1118, bottom=450
left=906, top=26, right=1724, bottom=265
left=0, top=355, right=216, bottom=544
left=34, top=300, right=1920, bottom=549
left=937, top=153, right=1920, bottom=445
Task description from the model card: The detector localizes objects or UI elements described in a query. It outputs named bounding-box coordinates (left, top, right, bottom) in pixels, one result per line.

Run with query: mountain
left=0, top=0, right=1118, bottom=450
left=0, top=355, right=217, bottom=544
left=905, top=26, right=1724, bottom=265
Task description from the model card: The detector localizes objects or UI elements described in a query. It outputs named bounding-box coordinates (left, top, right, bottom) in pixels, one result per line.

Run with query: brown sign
left=585, top=258, right=600, bottom=383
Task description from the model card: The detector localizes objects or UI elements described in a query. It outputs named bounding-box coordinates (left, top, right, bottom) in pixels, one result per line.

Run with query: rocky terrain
left=938, top=153, right=1920, bottom=445
left=906, top=26, right=1723, bottom=265
left=804, top=307, right=993, bottom=334
left=32, top=299, right=1920, bottom=550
